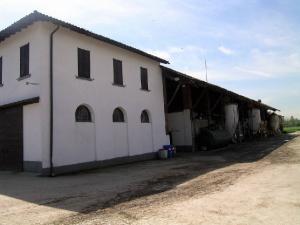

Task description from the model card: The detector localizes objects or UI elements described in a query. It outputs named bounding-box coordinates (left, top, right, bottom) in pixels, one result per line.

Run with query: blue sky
left=1, top=0, right=299, bottom=118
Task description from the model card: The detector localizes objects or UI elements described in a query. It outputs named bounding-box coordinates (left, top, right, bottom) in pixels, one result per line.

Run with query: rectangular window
left=113, top=59, right=123, bottom=85
left=78, top=48, right=90, bottom=78
left=0, top=57, right=2, bottom=85
left=20, top=43, right=29, bottom=77
left=140, top=67, right=148, bottom=90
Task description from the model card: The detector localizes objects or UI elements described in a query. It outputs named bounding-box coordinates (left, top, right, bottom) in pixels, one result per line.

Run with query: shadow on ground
left=0, top=134, right=297, bottom=215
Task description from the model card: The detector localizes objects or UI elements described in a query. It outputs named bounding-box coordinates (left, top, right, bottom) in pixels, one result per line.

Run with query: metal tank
left=197, top=129, right=232, bottom=150
left=249, top=108, right=261, bottom=134
left=225, top=104, right=239, bottom=137
left=269, top=113, right=280, bottom=134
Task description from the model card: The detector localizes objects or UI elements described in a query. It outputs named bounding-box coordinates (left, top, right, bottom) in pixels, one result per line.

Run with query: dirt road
left=0, top=133, right=300, bottom=225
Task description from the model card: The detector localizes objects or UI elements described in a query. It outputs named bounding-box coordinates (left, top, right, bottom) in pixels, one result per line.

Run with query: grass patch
left=284, top=126, right=300, bottom=133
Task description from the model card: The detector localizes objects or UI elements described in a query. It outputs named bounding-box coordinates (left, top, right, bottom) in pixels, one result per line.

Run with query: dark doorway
left=0, top=106, right=23, bottom=171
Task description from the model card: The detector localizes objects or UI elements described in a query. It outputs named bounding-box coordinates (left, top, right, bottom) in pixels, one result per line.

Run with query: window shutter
left=20, top=43, right=29, bottom=77
left=78, top=48, right=90, bottom=78
left=141, top=67, right=148, bottom=90
left=78, top=49, right=83, bottom=76
left=113, top=59, right=123, bottom=85
left=0, top=57, right=2, bottom=84
left=84, top=50, right=90, bottom=78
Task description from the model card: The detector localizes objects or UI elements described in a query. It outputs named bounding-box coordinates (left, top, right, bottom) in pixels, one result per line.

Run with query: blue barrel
left=164, top=145, right=174, bottom=158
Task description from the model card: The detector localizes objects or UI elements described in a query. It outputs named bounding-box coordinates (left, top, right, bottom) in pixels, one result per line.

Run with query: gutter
left=49, top=25, right=60, bottom=177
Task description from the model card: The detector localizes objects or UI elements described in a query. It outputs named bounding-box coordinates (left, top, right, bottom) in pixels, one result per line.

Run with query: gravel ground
left=0, top=133, right=299, bottom=225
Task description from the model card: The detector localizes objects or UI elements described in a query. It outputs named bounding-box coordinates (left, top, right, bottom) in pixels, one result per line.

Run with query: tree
left=284, top=116, right=300, bottom=127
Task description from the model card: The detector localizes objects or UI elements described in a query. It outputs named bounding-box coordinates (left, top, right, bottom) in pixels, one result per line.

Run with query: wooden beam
left=167, top=82, right=182, bottom=108
left=210, top=94, right=223, bottom=112
left=192, top=88, right=207, bottom=109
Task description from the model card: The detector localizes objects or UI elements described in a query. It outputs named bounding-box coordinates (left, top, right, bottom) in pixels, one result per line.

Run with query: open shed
left=161, top=66, right=278, bottom=151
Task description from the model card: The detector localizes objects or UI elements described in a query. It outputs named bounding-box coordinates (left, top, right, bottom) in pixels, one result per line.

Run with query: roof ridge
left=0, top=11, right=169, bottom=64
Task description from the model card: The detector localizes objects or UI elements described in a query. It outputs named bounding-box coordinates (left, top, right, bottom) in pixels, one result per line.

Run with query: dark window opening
left=20, top=43, right=29, bottom=77
left=113, top=59, right=123, bottom=85
left=113, top=108, right=125, bottom=122
left=0, top=57, right=2, bottom=85
left=141, top=110, right=150, bottom=123
left=75, top=105, right=92, bottom=122
left=140, top=67, right=148, bottom=90
left=78, top=48, right=90, bottom=78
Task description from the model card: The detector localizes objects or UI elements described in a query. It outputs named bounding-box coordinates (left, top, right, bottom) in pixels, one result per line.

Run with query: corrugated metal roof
left=0, top=11, right=169, bottom=64
left=161, top=65, right=278, bottom=111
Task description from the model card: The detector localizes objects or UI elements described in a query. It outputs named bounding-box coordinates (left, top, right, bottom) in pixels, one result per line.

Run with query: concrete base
left=41, top=152, right=157, bottom=176
left=23, top=161, right=43, bottom=173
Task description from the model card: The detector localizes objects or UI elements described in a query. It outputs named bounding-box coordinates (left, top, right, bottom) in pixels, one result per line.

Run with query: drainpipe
left=49, top=25, right=60, bottom=177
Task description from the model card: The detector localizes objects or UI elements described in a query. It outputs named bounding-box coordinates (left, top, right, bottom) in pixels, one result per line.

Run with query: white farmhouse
left=0, top=11, right=170, bottom=175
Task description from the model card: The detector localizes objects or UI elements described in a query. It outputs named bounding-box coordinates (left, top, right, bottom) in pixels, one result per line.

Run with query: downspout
left=49, top=25, right=60, bottom=177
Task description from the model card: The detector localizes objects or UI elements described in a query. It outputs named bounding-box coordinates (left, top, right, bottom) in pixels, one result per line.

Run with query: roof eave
left=0, top=11, right=169, bottom=64
left=161, top=65, right=279, bottom=111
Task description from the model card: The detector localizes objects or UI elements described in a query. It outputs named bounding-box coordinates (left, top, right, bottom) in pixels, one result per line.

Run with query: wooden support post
left=182, top=84, right=196, bottom=151
left=182, top=84, right=192, bottom=109
left=207, top=90, right=211, bottom=127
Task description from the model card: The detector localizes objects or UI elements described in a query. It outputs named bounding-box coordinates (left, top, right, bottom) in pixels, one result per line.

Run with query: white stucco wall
left=112, top=124, right=129, bottom=158
left=167, top=109, right=192, bottom=146
left=1, top=21, right=169, bottom=170
left=49, top=25, right=169, bottom=167
left=131, top=123, right=153, bottom=155
left=0, top=23, right=42, bottom=105
left=23, top=103, right=42, bottom=162
left=0, top=22, right=50, bottom=165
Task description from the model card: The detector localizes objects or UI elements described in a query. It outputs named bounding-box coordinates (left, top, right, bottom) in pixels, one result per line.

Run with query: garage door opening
left=0, top=106, right=23, bottom=171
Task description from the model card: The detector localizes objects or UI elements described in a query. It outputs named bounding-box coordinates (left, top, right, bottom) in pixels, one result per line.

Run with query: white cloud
left=0, top=0, right=159, bottom=28
left=168, top=45, right=205, bottom=54
left=218, top=46, right=234, bottom=55
left=233, top=66, right=271, bottom=78
left=146, top=50, right=171, bottom=60
left=249, top=49, right=300, bottom=75
left=168, top=47, right=184, bottom=54
left=180, top=68, right=235, bottom=83
left=1, top=0, right=299, bottom=117
left=146, top=45, right=205, bottom=61
left=0, top=0, right=194, bottom=30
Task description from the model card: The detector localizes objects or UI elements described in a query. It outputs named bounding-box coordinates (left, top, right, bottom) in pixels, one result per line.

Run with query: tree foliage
left=284, top=116, right=300, bottom=127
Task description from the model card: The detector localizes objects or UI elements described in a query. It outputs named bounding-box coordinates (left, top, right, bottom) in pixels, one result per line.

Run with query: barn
left=161, top=66, right=278, bottom=151
left=0, top=11, right=169, bottom=175
left=0, top=11, right=279, bottom=175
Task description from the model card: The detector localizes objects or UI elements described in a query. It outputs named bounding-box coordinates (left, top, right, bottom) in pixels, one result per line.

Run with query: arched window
left=141, top=110, right=150, bottom=123
left=75, top=105, right=92, bottom=122
left=113, top=108, right=125, bottom=122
